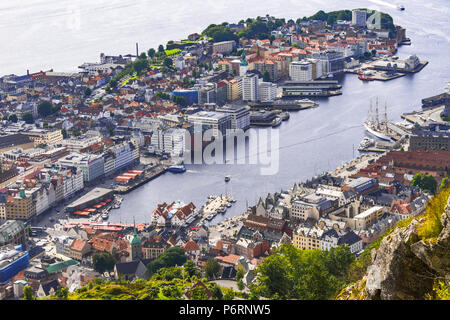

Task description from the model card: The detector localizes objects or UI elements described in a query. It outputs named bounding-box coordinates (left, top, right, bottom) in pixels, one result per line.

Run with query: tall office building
left=241, top=73, right=259, bottom=102
left=352, top=9, right=367, bottom=27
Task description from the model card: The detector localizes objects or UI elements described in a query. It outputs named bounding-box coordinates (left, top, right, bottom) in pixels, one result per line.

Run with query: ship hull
left=364, top=123, right=392, bottom=141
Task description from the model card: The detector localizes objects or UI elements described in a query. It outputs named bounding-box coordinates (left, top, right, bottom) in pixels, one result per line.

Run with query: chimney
left=136, top=42, right=139, bottom=58
left=27, top=69, right=29, bottom=76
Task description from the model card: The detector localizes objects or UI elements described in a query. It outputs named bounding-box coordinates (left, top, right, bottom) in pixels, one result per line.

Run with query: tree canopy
left=22, top=112, right=34, bottom=124
left=147, top=246, right=187, bottom=274
left=38, top=101, right=57, bottom=117
left=93, top=252, right=116, bottom=274
left=411, top=173, right=438, bottom=194
left=204, top=258, right=222, bottom=280
left=254, top=243, right=354, bottom=299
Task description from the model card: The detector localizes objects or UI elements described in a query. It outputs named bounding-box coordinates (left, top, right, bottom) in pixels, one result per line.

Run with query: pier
left=114, top=165, right=167, bottom=194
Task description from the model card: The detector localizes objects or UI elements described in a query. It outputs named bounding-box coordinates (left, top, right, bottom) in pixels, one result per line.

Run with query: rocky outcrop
left=338, top=196, right=450, bottom=300
left=410, top=198, right=450, bottom=278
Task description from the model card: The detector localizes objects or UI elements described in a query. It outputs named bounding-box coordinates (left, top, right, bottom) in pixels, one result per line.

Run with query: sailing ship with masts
left=364, top=98, right=393, bottom=141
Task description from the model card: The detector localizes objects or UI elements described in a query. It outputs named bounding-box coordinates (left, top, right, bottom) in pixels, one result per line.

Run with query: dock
left=114, top=165, right=167, bottom=194
left=197, top=195, right=235, bottom=225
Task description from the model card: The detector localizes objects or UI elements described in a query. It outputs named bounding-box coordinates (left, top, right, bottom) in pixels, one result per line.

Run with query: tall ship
left=364, top=98, right=393, bottom=141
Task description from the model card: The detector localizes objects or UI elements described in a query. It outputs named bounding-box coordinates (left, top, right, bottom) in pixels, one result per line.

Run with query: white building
left=187, top=111, right=232, bottom=139
left=58, top=153, right=105, bottom=183
left=352, top=9, right=367, bottom=27
left=241, top=73, right=259, bottom=102
left=212, top=41, right=235, bottom=54
left=258, top=81, right=277, bottom=102
left=151, top=128, right=186, bottom=156
left=215, top=105, right=250, bottom=131
left=289, top=60, right=313, bottom=81
left=174, top=56, right=186, bottom=70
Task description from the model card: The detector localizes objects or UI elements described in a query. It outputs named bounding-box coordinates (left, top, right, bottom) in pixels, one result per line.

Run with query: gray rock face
left=411, top=197, right=450, bottom=277
left=364, top=220, right=436, bottom=299
left=363, top=197, right=450, bottom=300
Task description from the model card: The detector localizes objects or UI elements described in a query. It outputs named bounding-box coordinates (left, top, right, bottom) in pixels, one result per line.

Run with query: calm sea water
left=2, top=0, right=449, bottom=224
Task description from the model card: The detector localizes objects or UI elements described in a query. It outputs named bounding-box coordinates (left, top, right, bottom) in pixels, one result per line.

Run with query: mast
left=375, top=97, right=380, bottom=129
left=384, top=101, right=388, bottom=133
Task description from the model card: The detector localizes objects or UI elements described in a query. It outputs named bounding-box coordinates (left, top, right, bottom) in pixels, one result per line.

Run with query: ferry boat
left=168, top=164, right=186, bottom=173
left=225, top=175, right=231, bottom=182
left=364, top=99, right=393, bottom=141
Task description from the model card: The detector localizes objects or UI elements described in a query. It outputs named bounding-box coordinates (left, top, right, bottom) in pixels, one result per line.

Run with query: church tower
left=239, top=50, right=249, bottom=76
left=129, top=220, right=142, bottom=261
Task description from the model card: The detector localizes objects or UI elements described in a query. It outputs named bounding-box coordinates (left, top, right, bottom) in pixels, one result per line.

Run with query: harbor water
left=2, top=0, right=449, bottom=224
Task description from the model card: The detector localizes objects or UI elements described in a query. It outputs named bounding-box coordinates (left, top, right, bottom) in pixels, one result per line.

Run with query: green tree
left=93, top=252, right=116, bottom=274
left=156, top=266, right=183, bottom=281
left=23, top=285, right=33, bottom=300
left=109, top=78, right=118, bottom=88
left=148, top=48, right=156, bottom=58
left=22, top=112, right=34, bottom=124
left=204, top=258, right=221, bottom=280
left=235, top=265, right=245, bottom=281
left=139, top=52, right=147, bottom=60
left=189, top=285, right=208, bottom=300
left=133, top=59, right=149, bottom=75
left=8, top=114, right=18, bottom=123
left=55, top=287, right=69, bottom=299
left=147, top=246, right=187, bottom=275
left=158, top=44, right=165, bottom=53
left=262, top=70, right=271, bottom=82
left=183, top=260, right=198, bottom=278
left=84, top=87, right=92, bottom=96
left=440, top=177, right=450, bottom=190
left=411, top=173, right=438, bottom=194
left=237, top=279, right=245, bottom=291
left=209, top=283, right=223, bottom=300
left=38, top=101, right=55, bottom=117
left=223, top=287, right=235, bottom=300
left=322, top=245, right=355, bottom=278
left=255, top=252, right=293, bottom=298
left=172, top=95, right=186, bottom=107
left=163, top=57, right=173, bottom=68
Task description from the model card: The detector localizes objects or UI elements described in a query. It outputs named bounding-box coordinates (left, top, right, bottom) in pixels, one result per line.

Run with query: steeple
left=130, top=218, right=141, bottom=245
left=240, top=50, right=248, bottom=66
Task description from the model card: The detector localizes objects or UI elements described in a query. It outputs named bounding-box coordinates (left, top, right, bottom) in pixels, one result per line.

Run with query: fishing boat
left=397, top=4, right=405, bottom=11
left=226, top=202, right=232, bottom=208
left=225, top=175, right=231, bottom=182
left=364, top=98, right=393, bottom=141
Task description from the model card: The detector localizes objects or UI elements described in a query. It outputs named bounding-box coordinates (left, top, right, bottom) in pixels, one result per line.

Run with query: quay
left=247, top=99, right=318, bottom=111
left=198, top=195, right=235, bottom=225
left=401, top=105, right=445, bottom=125
left=114, top=165, right=167, bottom=194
